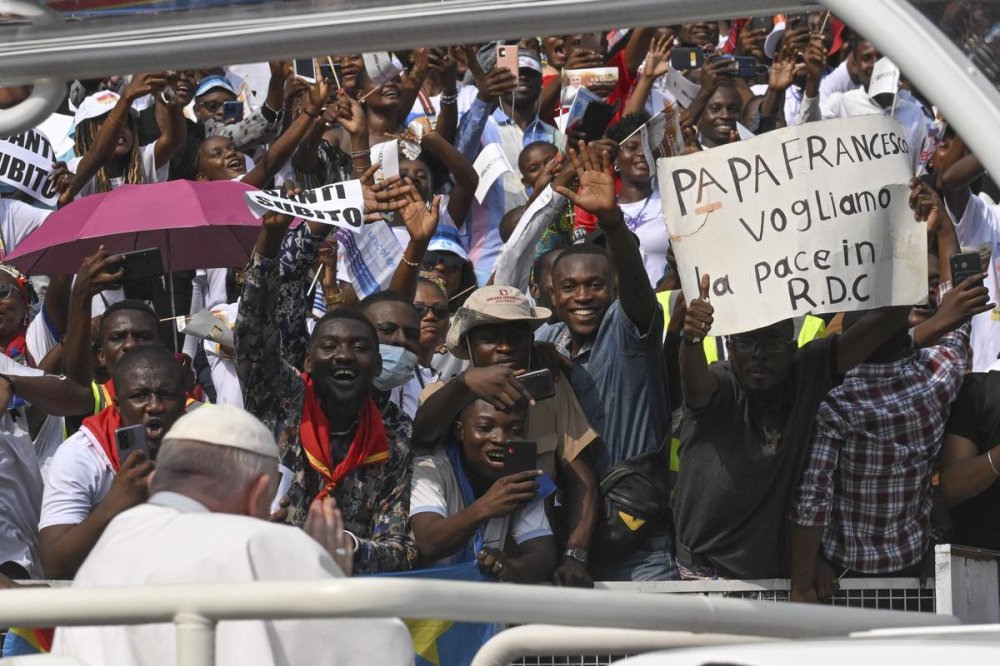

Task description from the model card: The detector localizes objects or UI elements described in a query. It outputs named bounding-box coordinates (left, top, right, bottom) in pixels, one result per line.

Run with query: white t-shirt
left=70, top=142, right=170, bottom=198
left=0, top=199, right=50, bottom=260
left=39, top=427, right=113, bottom=530
left=25, top=308, right=67, bottom=478
left=410, top=449, right=552, bottom=566
left=950, top=193, right=1000, bottom=371
left=621, top=191, right=669, bottom=287
left=390, top=365, right=438, bottom=420
left=0, top=355, right=45, bottom=578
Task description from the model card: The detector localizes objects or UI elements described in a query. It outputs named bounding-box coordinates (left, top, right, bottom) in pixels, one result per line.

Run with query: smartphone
left=580, top=32, right=603, bottom=54
left=221, top=100, right=244, bottom=123
left=495, top=44, right=520, bottom=83
left=115, top=424, right=150, bottom=463
left=518, top=368, right=555, bottom=401
left=502, top=439, right=538, bottom=476
left=319, top=60, right=343, bottom=88
left=670, top=47, right=705, bottom=71
left=579, top=100, right=617, bottom=142
left=119, top=248, right=164, bottom=283
left=950, top=252, right=983, bottom=285
left=748, top=15, right=775, bottom=32
left=293, top=57, right=317, bottom=82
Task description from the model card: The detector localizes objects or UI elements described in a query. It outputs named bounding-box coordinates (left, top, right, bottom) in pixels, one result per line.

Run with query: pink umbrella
left=5, top=179, right=264, bottom=275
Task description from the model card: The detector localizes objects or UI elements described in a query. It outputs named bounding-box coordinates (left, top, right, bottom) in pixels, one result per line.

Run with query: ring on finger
left=335, top=547, right=348, bottom=557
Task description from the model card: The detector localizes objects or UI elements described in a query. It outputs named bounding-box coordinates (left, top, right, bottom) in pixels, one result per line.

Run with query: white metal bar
left=598, top=577, right=929, bottom=594
left=0, top=0, right=819, bottom=86
left=470, top=625, right=774, bottom=666
left=821, top=0, right=1000, bottom=193
left=174, top=613, right=215, bottom=666
left=0, top=579, right=957, bottom=640
left=0, top=0, right=66, bottom=134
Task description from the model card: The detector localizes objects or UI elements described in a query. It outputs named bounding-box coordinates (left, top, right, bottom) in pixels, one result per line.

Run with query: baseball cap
left=447, top=285, right=552, bottom=359
left=518, top=54, right=543, bottom=74
left=194, top=75, right=238, bottom=99
left=73, top=90, right=123, bottom=126
left=163, top=404, right=278, bottom=459
left=427, top=224, right=470, bottom=262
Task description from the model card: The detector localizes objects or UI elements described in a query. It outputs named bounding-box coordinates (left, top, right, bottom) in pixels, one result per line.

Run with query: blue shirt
left=535, top=301, right=669, bottom=475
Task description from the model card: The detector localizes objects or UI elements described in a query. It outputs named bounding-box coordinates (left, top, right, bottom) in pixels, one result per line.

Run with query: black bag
left=591, top=445, right=672, bottom=565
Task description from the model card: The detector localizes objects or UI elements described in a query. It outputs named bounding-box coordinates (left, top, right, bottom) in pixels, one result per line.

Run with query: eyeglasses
left=728, top=336, right=791, bottom=354
left=196, top=100, right=224, bottom=113
left=421, top=252, right=465, bottom=273
left=0, top=284, right=22, bottom=301
left=414, top=302, right=450, bottom=319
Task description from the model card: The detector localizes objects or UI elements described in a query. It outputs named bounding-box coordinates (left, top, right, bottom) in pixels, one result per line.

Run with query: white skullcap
left=163, top=404, right=278, bottom=459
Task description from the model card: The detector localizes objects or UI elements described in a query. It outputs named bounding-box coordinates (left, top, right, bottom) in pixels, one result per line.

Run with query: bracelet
left=988, top=449, right=1000, bottom=478
left=400, top=254, right=420, bottom=268
left=325, top=289, right=346, bottom=307
left=343, top=529, right=360, bottom=554
left=349, top=149, right=370, bottom=160
left=681, top=334, right=702, bottom=346
left=440, top=93, right=458, bottom=105
left=302, top=108, right=320, bottom=119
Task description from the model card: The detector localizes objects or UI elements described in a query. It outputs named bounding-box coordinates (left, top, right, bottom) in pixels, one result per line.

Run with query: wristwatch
left=563, top=548, right=588, bottom=564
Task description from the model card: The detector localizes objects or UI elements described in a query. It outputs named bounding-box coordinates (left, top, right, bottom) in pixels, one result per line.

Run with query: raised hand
left=553, top=140, right=617, bottom=223
left=474, top=470, right=541, bottom=520
left=803, top=33, right=828, bottom=84
left=398, top=180, right=442, bottom=243
left=305, top=497, right=354, bottom=576
left=643, top=33, right=673, bottom=79
left=356, top=164, right=413, bottom=222
left=683, top=273, right=714, bottom=342
left=769, top=40, right=805, bottom=92
left=908, top=177, right=946, bottom=232
left=123, top=73, right=169, bottom=100
left=72, top=245, right=125, bottom=299
left=935, top=272, right=993, bottom=329
left=334, top=90, right=367, bottom=137
left=462, top=365, right=534, bottom=411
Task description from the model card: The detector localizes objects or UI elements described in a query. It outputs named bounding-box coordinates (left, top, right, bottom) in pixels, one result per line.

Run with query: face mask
left=373, top=344, right=418, bottom=391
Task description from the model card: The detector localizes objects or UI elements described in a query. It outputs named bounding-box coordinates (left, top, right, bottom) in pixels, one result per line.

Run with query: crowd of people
left=1, top=2, right=999, bottom=662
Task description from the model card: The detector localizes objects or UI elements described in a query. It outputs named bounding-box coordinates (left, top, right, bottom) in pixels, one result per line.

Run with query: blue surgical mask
left=373, top=344, right=418, bottom=391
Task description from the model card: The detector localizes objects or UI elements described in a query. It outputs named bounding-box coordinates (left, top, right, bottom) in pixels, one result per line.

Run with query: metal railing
left=0, top=577, right=957, bottom=666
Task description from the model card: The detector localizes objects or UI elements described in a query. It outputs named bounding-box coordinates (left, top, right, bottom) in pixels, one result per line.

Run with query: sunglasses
left=0, top=284, right=22, bottom=302
left=414, top=302, right=450, bottom=319
left=728, top=337, right=791, bottom=354
left=196, top=100, right=224, bottom=113
left=421, top=252, right=465, bottom=273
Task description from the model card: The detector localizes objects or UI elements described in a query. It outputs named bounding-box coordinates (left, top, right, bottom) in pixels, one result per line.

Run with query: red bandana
left=299, top=373, right=389, bottom=502
left=81, top=404, right=124, bottom=472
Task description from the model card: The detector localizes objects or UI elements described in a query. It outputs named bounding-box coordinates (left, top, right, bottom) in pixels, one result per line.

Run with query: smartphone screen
left=495, top=44, right=520, bottom=83
left=293, top=58, right=317, bottom=82
left=221, top=100, right=244, bottom=123
left=502, top=440, right=538, bottom=476
left=951, top=252, right=983, bottom=285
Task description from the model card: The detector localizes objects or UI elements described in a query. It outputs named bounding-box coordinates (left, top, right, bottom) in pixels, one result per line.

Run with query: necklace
left=329, top=417, right=359, bottom=437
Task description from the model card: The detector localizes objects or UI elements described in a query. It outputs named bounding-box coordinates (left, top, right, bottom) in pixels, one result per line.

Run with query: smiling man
left=237, top=209, right=417, bottom=574
left=38, top=345, right=187, bottom=579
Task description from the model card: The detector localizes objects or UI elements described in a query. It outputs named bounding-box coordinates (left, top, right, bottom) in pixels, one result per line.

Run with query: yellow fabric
left=406, top=618, right=451, bottom=666
left=798, top=315, right=827, bottom=345
left=618, top=511, right=646, bottom=531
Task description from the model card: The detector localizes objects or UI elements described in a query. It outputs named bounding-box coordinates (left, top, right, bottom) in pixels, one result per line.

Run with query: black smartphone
left=578, top=100, right=617, bottom=142
left=115, top=424, right=150, bottom=462
left=670, top=47, right=705, bottom=71
left=748, top=15, right=775, bottom=32
left=502, top=439, right=538, bottom=476
left=518, top=368, right=555, bottom=401
left=950, top=252, right=983, bottom=285
left=293, top=57, right=316, bottom=82
left=319, top=60, right=341, bottom=83
left=119, top=248, right=164, bottom=283
left=221, top=100, right=244, bottom=123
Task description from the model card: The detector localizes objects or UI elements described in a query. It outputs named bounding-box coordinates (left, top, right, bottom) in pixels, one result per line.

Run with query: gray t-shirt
left=535, top=300, right=669, bottom=476
left=673, top=336, right=839, bottom=579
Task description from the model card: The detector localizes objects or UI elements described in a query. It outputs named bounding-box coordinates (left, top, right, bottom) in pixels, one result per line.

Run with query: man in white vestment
left=52, top=404, right=413, bottom=666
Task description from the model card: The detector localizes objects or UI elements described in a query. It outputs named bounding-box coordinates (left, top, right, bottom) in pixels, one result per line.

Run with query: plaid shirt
left=791, top=323, right=970, bottom=574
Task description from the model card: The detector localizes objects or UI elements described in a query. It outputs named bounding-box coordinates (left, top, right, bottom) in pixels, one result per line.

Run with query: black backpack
left=591, top=444, right=673, bottom=565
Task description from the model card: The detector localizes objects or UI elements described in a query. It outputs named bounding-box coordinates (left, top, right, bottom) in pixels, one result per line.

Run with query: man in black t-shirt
left=941, top=371, right=1000, bottom=550
left=672, top=273, right=911, bottom=579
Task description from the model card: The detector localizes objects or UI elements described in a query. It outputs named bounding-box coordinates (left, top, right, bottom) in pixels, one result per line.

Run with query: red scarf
left=299, top=373, right=389, bottom=502
left=81, top=404, right=124, bottom=472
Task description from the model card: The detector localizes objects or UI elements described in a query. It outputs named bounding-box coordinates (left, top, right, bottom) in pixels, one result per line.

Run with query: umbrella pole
left=169, top=272, right=178, bottom=353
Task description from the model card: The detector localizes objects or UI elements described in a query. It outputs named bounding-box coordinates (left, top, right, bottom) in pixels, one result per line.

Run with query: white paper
left=473, top=143, right=513, bottom=203
left=363, top=52, right=404, bottom=88
left=336, top=220, right=403, bottom=299
left=868, top=57, right=900, bottom=99
left=370, top=140, right=400, bottom=182
left=35, top=113, right=75, bottom=158
left=657, top=115, right=927, bottom=335
left=270, top=464, right=295, bottom=515
left=736, top=122, right=756, bottom=141
left=181, top=309, right=234, bottom=348
left=0, top=130, right=58, bottom=206
left=245, top=181, right=366, bottom=233
left=663, top=68, right=702, bottom=108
